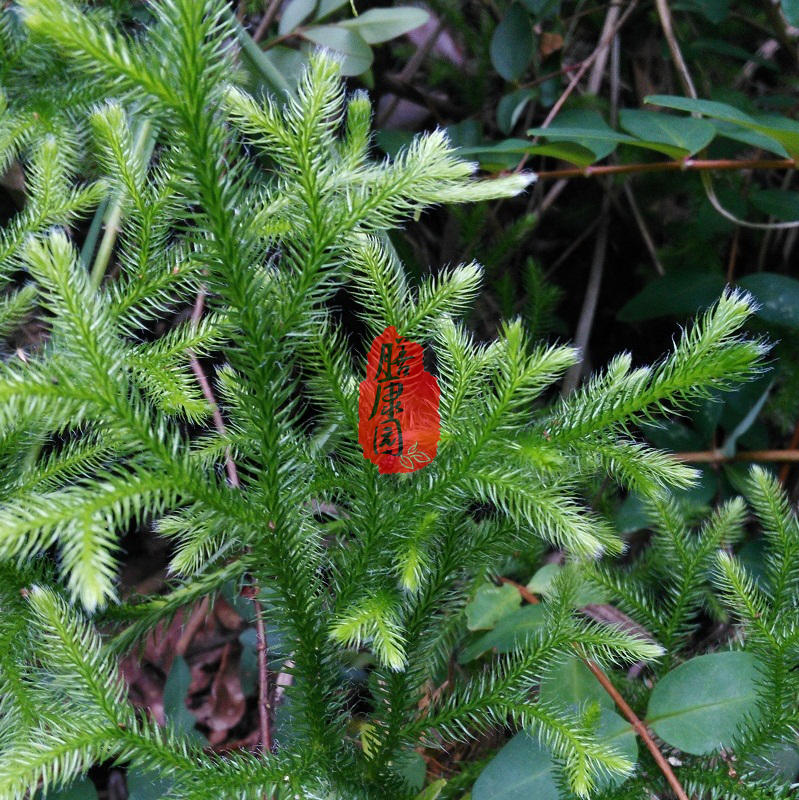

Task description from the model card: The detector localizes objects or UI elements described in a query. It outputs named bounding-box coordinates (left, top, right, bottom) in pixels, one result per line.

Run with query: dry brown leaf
left=580, top=603, right=657, bottom=642
left=193, top=643, right=246, bottom=734
left=214, top=595, right=243, bottom=631
left=540, top=32, right=565, bottom=58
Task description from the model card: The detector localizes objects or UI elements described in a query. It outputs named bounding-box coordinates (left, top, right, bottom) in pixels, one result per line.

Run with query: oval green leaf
left=472, top=732, right=558, bottom=800
left=646, top=95, right=799, bottom=159
left=539, top=655, right=614, bottom=710
left=521, top=0, right=561, bottom=19
left=458, top=139, right=598, bottom=170
left=783, top=0, right=799, bottom=26
left=38, top=778, right=99, bottom=800
left=314, top=0, right=350, bottom=20
left=279, top=0, right=317, bottom=34
left=646, top=651, right=762, bottom=755
left=497, top=89, right=535, bottom=135
left=619, top=109, right=716, bottom=157
left=490, top=4, right=533, bottom=82
left=712, top=120, right=789, bottom=158
left=750, top=189, right=799, bottom=222
left=459, top=604, right=546, bottom=662
left=395, top=750, right=426, bottom=791
left=163, top=655, right=202, bottom=738
left=126, top=769, right=174, bottom=800
left=687, top=0, right=729, bottom=24
left=233, top=19, right=293, bottom=95
left=340, top=7, right=430, bottom=44
left=529, top=110, right=634, bottom=161
left=466, top=582, right=522, bottom=631
left=617, top=271, right=726, bottom=322
left=595, top=709, right=637, bottom=789
left=302, top=26, right=373, bottom=76
left=738, top=272, right=799, bottom=327
left=526, top=141, right=602, bottom=166
left=526, top=563, right=560, bottom=594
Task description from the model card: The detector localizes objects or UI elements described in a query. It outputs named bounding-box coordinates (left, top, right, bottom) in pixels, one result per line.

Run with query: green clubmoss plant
left=0, top=1, right=775, bottom=798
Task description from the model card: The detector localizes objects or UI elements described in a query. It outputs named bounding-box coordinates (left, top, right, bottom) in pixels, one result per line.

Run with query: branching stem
left=581, top=656, right=690, bottom=800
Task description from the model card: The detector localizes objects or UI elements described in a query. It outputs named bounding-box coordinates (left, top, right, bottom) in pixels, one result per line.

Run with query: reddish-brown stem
left=675, top=449, right=799, bottom=463
left=253, top=597, right=273, bottom=753
left=779, top=420, right=799, bottom=484
left=498, top=576, right=539, bottom=604
left=189, top=290, right=240, bottom=488
left=187, top=291, right=272, bottom=760
left=581, top=657, right=690, bottom=800
left=534, top=157, right=796, bottom=181
left=502, top=581, right=688, bottom=798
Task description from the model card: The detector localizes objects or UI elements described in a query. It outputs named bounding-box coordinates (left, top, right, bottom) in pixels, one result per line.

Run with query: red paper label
left=358, top=326, right=440, bottom=474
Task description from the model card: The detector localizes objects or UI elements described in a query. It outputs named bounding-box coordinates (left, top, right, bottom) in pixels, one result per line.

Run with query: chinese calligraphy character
left=359, top=326, right=441, bottom=475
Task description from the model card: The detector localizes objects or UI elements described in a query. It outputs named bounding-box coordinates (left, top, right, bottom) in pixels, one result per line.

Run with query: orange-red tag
left=358, top=326, right=440, bottom=474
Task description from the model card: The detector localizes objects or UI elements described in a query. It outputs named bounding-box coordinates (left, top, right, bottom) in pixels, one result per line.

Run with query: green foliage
left=469, top=469, right=799, bottom=797
left=0, top=1, right=792, bottom=799
left=236, top=0, right=428, bottom=84
left=472, top=733, right=558, bottom=799
left=646, top=651, right=762, bottom=755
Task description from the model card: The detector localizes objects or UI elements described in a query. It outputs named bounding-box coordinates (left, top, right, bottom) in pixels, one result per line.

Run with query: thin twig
left=189, top=290, right=240, bottom=488
left=757, top=170, right=794, bottom=270
left=560, top=27, right=621, bottom=394
left=654, top=0, right=697, bottom=98
left=561, top=195, right=611, bottom=394
left=623, top=182, right=665, bottom=275
left=581, top=657, right=690, bottom=800
left=516, top=0, right=637, bottom=172
left=726, top=225, right=741, bottom=284
left=376, top=17, right=445, bottom=127
left=253, top=0, right=281, bottom=43
left=497, top=576, right=539, bottom=604
left=545, top=216, right=602, bottom=276
left=254, top=596, right=273, bottom=753
left=561, top=19, right=619, bottom=396
left=187, top=293, right=273, bottom=758
left=675, top=449, right=799, bottom=463
left=540, top=0, right=634, bottom=129
left=527, top=176, right=569, bottom=217
left=761, top=0, right=799, bottom=67
left=782, top=223, right=799, bottom=266
left=779, top=421, right=799, bottom=484
left=174, top=596, right=210, bottom=658
left=535, top=157, right=797, bottom=180
left=587, top=0, right=622, bottom=94
left=654, top=0, right=799, bottom=230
